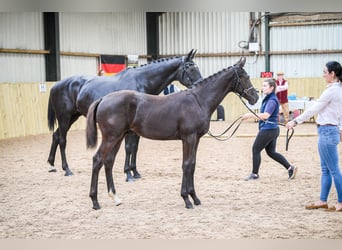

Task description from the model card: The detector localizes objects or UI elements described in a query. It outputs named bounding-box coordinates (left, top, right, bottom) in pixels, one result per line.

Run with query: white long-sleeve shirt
left=294, top=82, right=342, bottom=130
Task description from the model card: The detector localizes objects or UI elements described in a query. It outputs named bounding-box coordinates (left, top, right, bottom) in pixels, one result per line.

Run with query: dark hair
left=326, top=61, right=342, bottom=82
left=264, top=78, right=277, bottom=92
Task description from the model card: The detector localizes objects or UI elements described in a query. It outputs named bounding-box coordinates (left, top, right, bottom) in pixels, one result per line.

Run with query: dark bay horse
left=47, top=49, right=202, bottom=180
left=85, top=57, right=259, bottom=210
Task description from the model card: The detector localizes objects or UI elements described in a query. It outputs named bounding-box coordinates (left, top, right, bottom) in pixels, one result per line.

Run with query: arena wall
left=0, top=77, right=325, bottom=139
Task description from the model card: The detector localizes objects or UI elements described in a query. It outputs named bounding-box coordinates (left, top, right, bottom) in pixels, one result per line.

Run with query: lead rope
left=207, top=117, right=243, bottom=141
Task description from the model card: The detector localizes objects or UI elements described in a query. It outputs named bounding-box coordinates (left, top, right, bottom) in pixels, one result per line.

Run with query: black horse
left=86, top=57, right=259, bottom=210
left=47, top=49, right=202, bottom=180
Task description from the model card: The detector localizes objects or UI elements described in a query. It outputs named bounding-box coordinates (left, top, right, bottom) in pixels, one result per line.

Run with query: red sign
left=260, top=72, right=273, bottom=78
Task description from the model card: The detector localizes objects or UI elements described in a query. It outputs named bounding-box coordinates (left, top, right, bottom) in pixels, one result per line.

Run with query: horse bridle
left=232, top=66, right=255, bottom=99
left=181, top=60, right=202, bottom=86
left=207, top=66, right=294, bottom=150
left=207, top=66, right=253, bottom=141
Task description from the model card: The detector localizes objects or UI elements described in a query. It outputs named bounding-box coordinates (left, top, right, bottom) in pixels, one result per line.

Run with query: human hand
left=241, top=113, right=252, bottom=120
left=286, top=120, right=296, bottom=129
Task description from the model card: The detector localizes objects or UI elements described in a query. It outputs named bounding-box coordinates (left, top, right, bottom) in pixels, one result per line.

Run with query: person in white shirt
left=286, top=61, right=342, bottom=212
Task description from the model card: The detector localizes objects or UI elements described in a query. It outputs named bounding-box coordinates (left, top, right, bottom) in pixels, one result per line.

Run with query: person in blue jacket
left=241, top=78, right=297, bottom=181
left=163, top=83, right=180, bottom=95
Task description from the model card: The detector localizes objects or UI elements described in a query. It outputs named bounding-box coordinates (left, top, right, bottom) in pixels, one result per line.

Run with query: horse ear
left=240, top=57, right=246, bottom=67
left=191, top=49, right=197, bottom=60
left=235, top=57, right=246, bottom=67
left=186, top=49, right=194, bottom=61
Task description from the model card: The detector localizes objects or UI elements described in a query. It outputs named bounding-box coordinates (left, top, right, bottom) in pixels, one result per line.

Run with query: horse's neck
left=193, top=71, right=235, bottom=115
left=137, top=59, right=181, bottom=94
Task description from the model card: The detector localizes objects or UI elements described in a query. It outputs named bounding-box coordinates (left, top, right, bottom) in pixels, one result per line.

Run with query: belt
left=317, top=124, right=337, bottom=127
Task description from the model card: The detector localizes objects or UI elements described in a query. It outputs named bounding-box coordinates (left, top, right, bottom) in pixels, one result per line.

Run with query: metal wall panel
left=159, top=12, right=342, bottom=78
left=60, top=56, right=98, bottom=77
left=1, top=12, right=342, bottom=82
left=269, top=23, right=342, bottom=77
left=0, top=12, right=147, bottom=82
left=59, top=12, right=147, bottom=78
left=0, top=53, right=45, bottom=82
left=59, top=12, right=146, bottom=55
left=271, top=54, right=342, bottom=78
left=0, top=12, right=44, bottom=49
left=159, top=12, right=260, bottom=78
left=0, top=12, right=45, bottom=82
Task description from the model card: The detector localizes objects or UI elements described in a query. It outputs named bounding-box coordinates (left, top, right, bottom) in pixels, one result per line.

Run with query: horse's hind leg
left=58, top=114, right=81, bottom=176
left=124, top=132, right=142, bottom=182
left=90, top=137, right=123, bottom=209
left=105, top=142, right=122, bottom=206
left=89, top=150, right=104, bottom=210
left=131, top=134, right=141, bottom=179
left=47, top=128, right=60, bottom=172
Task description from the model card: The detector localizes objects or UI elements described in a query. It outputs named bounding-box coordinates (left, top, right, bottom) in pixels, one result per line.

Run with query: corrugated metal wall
left=269, top=23, right=342, bottom=77
left=0, top=12, right=147, bottom=82
left=0, top=12, right=45, bottom=82
left=59, top=12, right=147, bottom=77
left=159, top=12, right=342, bottom=78
left=1, top=12, right=341, bottom=81
left=159, top=12, right=261, bottom=78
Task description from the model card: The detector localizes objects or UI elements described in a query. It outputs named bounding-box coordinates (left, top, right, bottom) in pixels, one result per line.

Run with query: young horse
left=86, top=57, right=259, bottom=210
left=47, top=49, right=202, bottom=180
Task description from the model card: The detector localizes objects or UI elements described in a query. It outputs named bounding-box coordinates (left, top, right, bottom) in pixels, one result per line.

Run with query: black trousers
left=252, top=127, right=291, bottom=174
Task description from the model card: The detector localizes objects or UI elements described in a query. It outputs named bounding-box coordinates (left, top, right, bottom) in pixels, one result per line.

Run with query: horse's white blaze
left=108, top=191, right=122, bottom=206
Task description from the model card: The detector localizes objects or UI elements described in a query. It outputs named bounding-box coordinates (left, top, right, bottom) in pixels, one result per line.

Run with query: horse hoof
left=185, top=203, right=194, bottom=209
left=93, top=205, right=101, bottom=210
left=114, top=200, right=122, bottom=206
left=126, top=177, right=135, bottom=182
left=194, top=199, right=201, bottom=206
left=64, top=171, right=73, bottom=176
left=134, top=174, right=142, bottom=179
left=48, top=167, right=57, bottom=173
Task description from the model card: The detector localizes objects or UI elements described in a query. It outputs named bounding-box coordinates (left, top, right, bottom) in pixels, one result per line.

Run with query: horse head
left=177, top=49, right=203, bottom=88
left=233, top=57, right=259, bottom=105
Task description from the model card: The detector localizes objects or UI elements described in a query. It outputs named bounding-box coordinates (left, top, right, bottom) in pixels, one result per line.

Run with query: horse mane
left=187, top=66, right=233, bottom=90
left=126, top=56, right=183, bottom=70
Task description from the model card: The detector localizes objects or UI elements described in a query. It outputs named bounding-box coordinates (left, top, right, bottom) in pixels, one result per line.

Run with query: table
left=288, top=100, right=305, bottom=112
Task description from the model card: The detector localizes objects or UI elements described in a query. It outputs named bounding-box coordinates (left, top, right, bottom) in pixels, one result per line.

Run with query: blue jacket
left=259, top=92, right=279, bottom=130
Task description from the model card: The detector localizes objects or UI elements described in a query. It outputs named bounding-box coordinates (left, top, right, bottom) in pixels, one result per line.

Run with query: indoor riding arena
left=1, top=11, right=342, bottom=239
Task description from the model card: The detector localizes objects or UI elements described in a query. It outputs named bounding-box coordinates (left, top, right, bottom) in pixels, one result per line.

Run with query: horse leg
left=58, top=131, right=73, bottom=176
left=180, top=135, right=201, bottom=209
left=128, top=133, right=142, bottom=179
left=124, top=134, right=134, bottom=182
left=89, top=149, right=104, bottom=210
left=47, top=128, right=60, bottom=172
left=104, top=142, right=122, bottom=206
left=188, top=138, right=201, bottom=206
left=58, top=114, right=81, bottom=176
left=124, top=132, right=142, bottom=182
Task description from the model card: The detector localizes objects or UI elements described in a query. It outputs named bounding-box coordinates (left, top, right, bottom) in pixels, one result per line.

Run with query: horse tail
left=86, top=98, right=102, bottom=149
left=47, top=92, right=56, bottom=131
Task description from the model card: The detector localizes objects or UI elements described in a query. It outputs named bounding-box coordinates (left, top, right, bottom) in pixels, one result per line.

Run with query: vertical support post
left=264, top=12, right=270, bottom=72
left=146, top=12, right=163, bottom=62
left=44, top=12, right=61, bottom=81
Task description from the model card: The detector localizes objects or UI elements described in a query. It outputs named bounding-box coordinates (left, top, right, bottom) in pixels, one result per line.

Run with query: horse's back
left=50, top=75, right=94, bottom=100
left=76, top=73, right=141, bottom=115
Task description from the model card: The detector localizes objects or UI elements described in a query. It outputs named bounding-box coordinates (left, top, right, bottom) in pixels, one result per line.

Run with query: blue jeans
left=317, top=125, right=342, bottom=203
